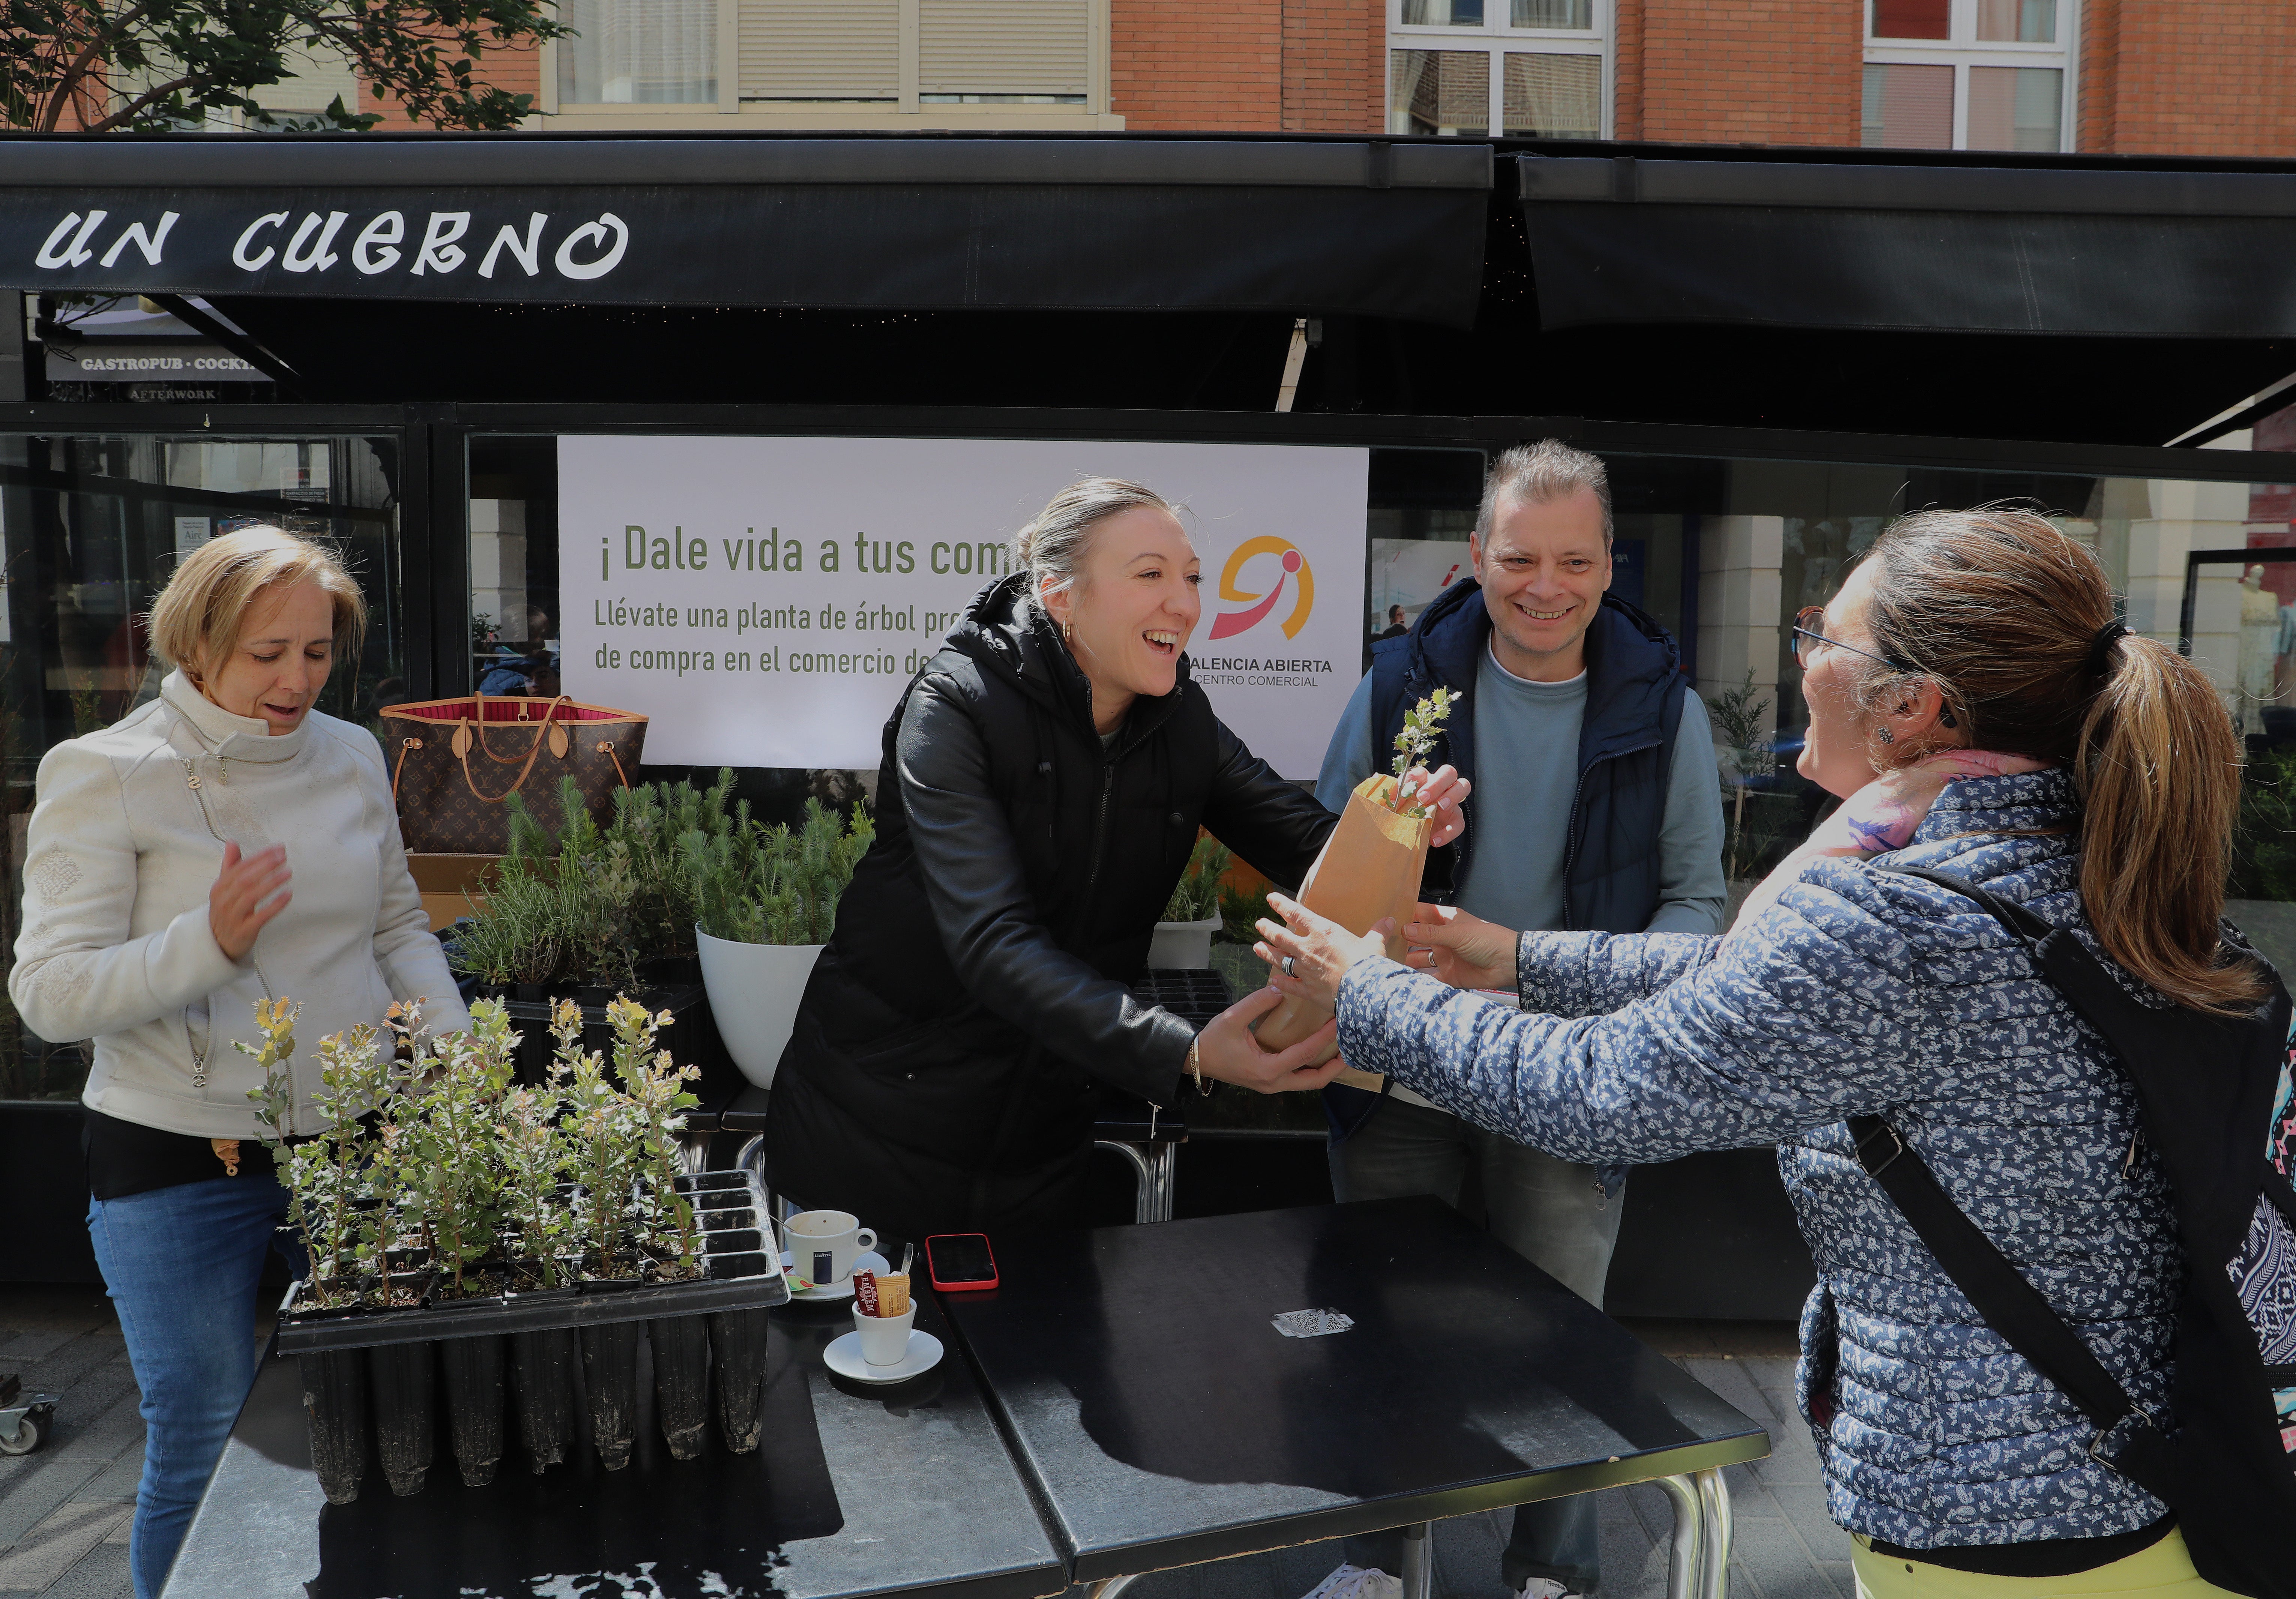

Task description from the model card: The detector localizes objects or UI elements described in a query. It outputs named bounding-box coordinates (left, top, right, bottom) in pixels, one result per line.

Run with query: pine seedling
left=1388, top=687, right=1459, bottom=818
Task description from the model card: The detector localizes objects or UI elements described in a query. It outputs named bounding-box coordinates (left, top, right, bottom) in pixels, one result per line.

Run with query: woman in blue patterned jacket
left=1230, top=508, right=2268, bottom=1599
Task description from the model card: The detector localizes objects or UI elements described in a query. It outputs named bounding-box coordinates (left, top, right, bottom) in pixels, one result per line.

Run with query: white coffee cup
left=853, top=1302, right=916, bottom=1366
left=782, top=1210, right=877, bottom=1287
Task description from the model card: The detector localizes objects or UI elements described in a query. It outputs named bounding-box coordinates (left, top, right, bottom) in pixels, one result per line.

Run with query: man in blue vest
left=1299, top=440, right=1726, bottom=1599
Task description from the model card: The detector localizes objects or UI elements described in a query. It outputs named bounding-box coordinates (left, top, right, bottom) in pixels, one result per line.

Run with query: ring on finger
left=1281, top=956, right=1296, bottom=978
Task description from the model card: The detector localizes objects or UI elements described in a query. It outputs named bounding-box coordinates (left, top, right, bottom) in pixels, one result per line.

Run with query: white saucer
left=823, top=1328, right=943, bottom=1384
left=785, top=1249, right=890, bottom=1302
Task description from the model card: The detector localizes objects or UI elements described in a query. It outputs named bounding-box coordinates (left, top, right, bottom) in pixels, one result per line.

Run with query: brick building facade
left=1102, top=0, right=2289, bottom=155
left=30, top=0, right=2285, bottom=156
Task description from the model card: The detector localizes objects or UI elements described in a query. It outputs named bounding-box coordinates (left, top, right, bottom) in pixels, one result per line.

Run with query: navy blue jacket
left=1366, top=579, right=1688, bottom=930
left=1326, top=580, right=1691, bottom=1157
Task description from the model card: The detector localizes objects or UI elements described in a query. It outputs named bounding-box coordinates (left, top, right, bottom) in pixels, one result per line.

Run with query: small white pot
left=1147, top=915, right=1223, bottom=971
left=696, top=925, right=823, bottom=1089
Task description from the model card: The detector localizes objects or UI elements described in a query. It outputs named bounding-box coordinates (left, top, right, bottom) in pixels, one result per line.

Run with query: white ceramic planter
left=695, top=926, right=824, bottom=1090
left=1146, top=916, right=1223, bottom=971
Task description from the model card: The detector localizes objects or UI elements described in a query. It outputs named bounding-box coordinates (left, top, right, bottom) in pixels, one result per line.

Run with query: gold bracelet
left=1188, top=1037, right=1212, bottom=1096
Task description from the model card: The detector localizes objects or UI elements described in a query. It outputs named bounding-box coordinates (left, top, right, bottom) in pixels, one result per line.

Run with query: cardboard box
left=408, top=852, right=500, bottom=932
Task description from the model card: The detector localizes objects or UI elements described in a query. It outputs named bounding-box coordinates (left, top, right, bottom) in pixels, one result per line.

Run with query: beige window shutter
left=918, top=0, right=1090, bottom=96
left=743, top=0, right=901, bottom=98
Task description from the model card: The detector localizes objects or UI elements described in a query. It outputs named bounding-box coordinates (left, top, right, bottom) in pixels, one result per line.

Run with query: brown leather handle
left=475, top=695, right=572, bottom=764
left=598, top=741, right=631, bottom=790
left=391, top=736, right=422, bottom=803
left=457, top=712, right=559, bottom=805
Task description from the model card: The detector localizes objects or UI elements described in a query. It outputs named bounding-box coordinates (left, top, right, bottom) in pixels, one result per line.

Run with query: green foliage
left=252, top=993, right=711, bottom=1302
left=1388, top=687, right=1459, bottom=817
left=1709, top=670, right=1775, bottom=772
left=458, top=771, right=762, bottom=988
left=688, top=798, right=874, bottom=947
left=0, top=0, right=572, bottom=135
left=2235, top=746, right=2296, bottom=902
left=1162, top=836, right=1231, bottom=923
left=1216, top=874, right=1275, bottom=948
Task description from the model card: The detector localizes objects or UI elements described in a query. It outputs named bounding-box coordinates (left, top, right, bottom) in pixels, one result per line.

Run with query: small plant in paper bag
left=1250, top=690, right=1458, bottom=1068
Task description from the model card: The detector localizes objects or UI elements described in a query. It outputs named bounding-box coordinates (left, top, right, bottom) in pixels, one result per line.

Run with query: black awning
left=0, top=135, right=1493, bottom=327
left=1516, top=153, right=2296, bottom=338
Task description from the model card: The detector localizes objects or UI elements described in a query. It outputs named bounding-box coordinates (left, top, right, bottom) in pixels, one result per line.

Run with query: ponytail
left=1858, top=507, right=2265, bottom=1016
left=2076, top=632, right=2263, bottom=1014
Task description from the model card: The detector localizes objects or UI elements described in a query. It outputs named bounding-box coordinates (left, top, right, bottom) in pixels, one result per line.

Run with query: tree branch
left=41, top=0, right=168, bottom=128
left=82, top=66, right=197, bottom=132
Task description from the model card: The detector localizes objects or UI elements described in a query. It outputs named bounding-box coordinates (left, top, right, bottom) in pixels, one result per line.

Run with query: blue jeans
left=87, top=1175, right=297, bottom=1599
left=1332, top=1097, right=1627, bottom=1596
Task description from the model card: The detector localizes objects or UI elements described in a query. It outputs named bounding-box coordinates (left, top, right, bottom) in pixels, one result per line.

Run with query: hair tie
left=2089, top=621, right=2129, bottom=675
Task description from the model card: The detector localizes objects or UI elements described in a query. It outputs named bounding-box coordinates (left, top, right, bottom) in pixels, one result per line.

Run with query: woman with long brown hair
left=1229, top=508, right=2277, bottom=1599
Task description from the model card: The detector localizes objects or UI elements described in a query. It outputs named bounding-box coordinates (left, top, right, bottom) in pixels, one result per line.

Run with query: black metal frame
left=2180, top=545, right=2296, bottom=658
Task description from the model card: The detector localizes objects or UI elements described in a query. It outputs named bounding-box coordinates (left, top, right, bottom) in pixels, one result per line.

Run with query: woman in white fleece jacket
left=9, top=526, right=467, bottom=1599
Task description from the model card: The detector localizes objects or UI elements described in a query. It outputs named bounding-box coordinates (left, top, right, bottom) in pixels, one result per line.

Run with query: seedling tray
left=275, top=1170, right=788, bottom=1357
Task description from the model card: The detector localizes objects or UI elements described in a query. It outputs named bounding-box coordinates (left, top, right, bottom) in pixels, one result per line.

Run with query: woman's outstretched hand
left=1402, top=903, right=1520, bottom=993
left=1192, top=984, right=1346, bottom=1094
left=210, top=841, right=291, bottom=962
left=1254, top=892, right=1394, bottom=1011
left=1403, top=765, right=1470, bottom=849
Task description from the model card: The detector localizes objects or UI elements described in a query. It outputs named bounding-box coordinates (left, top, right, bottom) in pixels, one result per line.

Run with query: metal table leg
left=1399, top=1520, right=1432, bottom=1599
left=1143, top=1141, right=1176, bottom=1223
left=1655, top=1476, right=1705, bottom=1599
left=1095, top=1139, right=1179, bottom=1225
left=1695, top=1467, right=1733, bottom=1599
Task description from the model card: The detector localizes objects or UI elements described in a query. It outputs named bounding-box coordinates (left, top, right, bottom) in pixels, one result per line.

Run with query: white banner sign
left=560, top=436, right=1369, bottom=778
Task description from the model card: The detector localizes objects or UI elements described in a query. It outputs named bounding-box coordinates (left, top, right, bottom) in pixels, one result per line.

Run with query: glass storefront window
left=1389, top=49, right=1492, bottom=134
left=0, top=431, right=404, bottom=1102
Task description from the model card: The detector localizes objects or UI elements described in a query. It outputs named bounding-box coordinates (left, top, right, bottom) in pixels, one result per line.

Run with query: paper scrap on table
left=1271, top=1308, right=1356, bottom=1338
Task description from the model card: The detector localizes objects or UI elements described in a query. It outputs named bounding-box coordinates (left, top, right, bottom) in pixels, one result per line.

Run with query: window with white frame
left=557, top=0, right=719, bottom=105
left=1388, top=0, right=1605, bottom=139
left=1863, top=0, right=2073, bottom=152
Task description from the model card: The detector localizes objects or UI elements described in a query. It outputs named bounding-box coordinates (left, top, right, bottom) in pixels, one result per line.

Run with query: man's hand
left=210, top=842, right=290, bottom=962
left=1402, top=764, right=1471, bottom=848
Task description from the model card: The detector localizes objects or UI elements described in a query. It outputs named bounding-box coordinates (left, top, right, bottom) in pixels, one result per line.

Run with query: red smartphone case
left=924, top=1233, right=1000, bottom=1292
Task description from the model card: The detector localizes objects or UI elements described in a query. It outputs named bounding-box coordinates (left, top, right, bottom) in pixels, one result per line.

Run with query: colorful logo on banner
left=1209, top=536, right=1316, bottom=640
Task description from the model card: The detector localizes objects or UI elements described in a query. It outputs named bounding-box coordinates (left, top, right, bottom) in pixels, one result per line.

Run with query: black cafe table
left=159, top=1289, right=1067, bottom=1599
left=937, top=1196, right=1767, bottom=1599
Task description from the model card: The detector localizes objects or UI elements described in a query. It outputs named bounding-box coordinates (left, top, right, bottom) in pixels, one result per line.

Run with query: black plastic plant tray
left=275, top=1170, right=789, bottom=1357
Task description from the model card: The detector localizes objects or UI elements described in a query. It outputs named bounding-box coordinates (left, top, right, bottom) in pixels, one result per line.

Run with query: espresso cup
left=853, top=1302, right=916, bottom=1366
left=782, top=1210, right=877, bottom=1287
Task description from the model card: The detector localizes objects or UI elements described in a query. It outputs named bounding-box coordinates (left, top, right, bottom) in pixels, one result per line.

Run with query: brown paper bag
left=1252, top=773, right=1431, bottom=1087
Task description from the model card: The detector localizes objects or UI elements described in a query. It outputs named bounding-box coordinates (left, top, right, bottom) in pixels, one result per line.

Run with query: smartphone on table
left=924, top=1232, right=999, bottom=1292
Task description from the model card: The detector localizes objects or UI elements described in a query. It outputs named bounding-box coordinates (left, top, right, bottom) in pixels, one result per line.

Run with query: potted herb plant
left=689, top=798, right=874, bottom=1089
left=1149, top=836, right=1232, bottom=969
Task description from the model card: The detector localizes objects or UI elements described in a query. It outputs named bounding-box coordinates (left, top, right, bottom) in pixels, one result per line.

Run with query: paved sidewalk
left=0, top=1288, right=139, bottom=1599
left=0, top=1290, right=1845, bottom=1599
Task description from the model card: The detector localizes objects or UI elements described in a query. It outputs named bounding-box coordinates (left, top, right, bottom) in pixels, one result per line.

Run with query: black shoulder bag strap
left=1851, top=865, right=2171, bottom=1488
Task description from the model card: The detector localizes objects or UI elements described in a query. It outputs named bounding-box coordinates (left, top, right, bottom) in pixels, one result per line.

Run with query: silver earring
left=1876, top=727, right=1895, bottom=745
